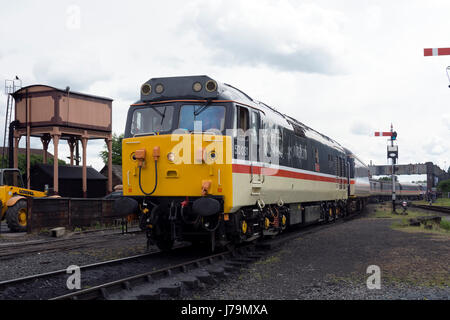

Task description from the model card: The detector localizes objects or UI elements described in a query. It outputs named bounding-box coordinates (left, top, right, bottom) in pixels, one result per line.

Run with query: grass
left=440, top=219, right=450, bottom=231
left=368, top=203, right=450, bottom=236
left=391, top=223, right=450, bottom=237
left=39, top=228, right=49, bottom=235
left=367, top=205, right=432, bottom=220
left=255, top=255, right=280, bottom=265
left=413, top=198, right=450, bottom=207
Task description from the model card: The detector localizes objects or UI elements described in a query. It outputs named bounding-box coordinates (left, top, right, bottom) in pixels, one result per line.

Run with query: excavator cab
left=0, top=169, right=25, bottom=188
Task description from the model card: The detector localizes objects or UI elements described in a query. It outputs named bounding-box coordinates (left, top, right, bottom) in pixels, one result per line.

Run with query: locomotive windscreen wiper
left=193, top=99, right=213, bottom=117
left=156, top=106, right=167, bottom=133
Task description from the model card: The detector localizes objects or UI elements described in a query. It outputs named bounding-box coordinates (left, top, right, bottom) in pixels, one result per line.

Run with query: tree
left=0, top=154, right=66, bottom=174
left=100, top=133, right=123, bottom=165
left=437, top=179, right=450, bottom=193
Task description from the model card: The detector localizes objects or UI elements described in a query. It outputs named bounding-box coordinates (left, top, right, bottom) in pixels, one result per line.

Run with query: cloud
left=422, top=137, right=448, bottom=156
left=32, top=54, right=112, bottom=92
left=350, top=121, right=374, bottom=136
left=182, top=0, right=346, bottom=74
left=443, top=113, right=450, bottom=130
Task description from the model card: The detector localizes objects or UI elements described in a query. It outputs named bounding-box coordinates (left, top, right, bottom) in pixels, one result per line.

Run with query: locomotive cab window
left=178, top=104, right=226, bottom=132
left=250, top=111, right=260, bottom=133
left=130, top=105, right=174, bottom=135
left=236, top=106, right=249, bottom=132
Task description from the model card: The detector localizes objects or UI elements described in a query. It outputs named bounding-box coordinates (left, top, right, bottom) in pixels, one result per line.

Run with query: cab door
left=249, top=110, right=263, bottom=188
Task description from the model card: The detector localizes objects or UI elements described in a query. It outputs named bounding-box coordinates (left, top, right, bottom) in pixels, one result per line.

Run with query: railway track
left=0, top=228, right=143, bottom=259
left=51, top=209, right=363, bottom=300
left=0, top=208, right=364, bottom=300
left=0, top=242, right=193, bottom=300
left=410, top=204, right=450, bottom=215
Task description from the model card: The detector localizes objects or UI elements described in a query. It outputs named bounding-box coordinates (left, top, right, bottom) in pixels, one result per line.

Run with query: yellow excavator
left=0, top=168, right=47, bottom=232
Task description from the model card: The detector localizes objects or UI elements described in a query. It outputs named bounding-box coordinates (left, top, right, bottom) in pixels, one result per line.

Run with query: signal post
left=374, top=125, right=398, bottom=213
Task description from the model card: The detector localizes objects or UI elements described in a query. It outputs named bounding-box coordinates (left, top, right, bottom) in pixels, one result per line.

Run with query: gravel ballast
left=0, top=231, right=149, bottom=282
left=190, top=209, right=450, bottom=300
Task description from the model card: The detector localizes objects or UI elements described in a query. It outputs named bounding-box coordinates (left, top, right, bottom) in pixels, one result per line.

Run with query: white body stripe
left=230, top=172, right=347, bottom=213
left=232, top=158, right=339, bottom=179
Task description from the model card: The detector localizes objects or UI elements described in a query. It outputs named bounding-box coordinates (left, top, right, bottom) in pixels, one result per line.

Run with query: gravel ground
left=0, top=231, right=149, bottom=282
left=190, top=207, right=450, bottom=300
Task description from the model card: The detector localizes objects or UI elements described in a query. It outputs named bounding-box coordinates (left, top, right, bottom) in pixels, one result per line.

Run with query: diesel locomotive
left=121, top=75, right=416, bottom=251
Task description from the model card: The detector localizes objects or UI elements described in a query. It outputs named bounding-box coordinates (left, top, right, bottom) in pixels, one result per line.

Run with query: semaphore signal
left=424, top=47, right=450, bottom=56
left=374, top=124, right=399, bottom=213
left=424, top=47, right=450, bottom=87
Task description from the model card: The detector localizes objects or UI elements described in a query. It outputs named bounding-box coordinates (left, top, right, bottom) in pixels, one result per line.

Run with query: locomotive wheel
left=6, top=199, right=27, bottom=232
left=328, top=206, right=335, bottom=223
left=139, top=212, right=150, bottom=230
left=155, top=237, right=174, bottom=252
left=280, top=214, right=287, bottom=231
left=241, top=220, right=248, bottom=235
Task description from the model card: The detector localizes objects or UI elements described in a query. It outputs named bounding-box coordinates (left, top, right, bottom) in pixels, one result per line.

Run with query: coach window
left=328, top=154, right=333, bottom=170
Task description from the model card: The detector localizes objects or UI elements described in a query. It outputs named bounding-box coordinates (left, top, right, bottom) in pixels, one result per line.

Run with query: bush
left=437, top=179, right=450, bottom=193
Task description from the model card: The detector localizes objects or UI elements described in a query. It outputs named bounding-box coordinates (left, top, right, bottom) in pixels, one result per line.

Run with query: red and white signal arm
left=374, top=132, right=392, bottom=137
left=424, top=48, right=450, bottom=56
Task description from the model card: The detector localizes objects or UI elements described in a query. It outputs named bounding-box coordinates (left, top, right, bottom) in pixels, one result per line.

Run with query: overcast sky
left=0, top=0, right=449, bottom=181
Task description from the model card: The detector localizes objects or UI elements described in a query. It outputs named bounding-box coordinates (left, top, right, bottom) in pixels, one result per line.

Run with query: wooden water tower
left=12, top=85, right=113, bottom=197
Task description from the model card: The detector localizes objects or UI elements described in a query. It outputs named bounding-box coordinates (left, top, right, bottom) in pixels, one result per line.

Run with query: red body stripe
left=232, top=164, right=349, bottom=184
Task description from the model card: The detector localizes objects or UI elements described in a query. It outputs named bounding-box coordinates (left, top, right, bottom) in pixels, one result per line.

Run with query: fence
left=26, top=197, right=131, bottom=233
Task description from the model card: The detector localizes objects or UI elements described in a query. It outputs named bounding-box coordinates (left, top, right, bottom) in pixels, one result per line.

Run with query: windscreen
left=178, top=105, right=225, bottom=132
left=130, top=105, right=174, bottom=136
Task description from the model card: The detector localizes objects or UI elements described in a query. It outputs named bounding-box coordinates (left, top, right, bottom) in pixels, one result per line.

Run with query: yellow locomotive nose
left=122, top=134, right=233, bottom=213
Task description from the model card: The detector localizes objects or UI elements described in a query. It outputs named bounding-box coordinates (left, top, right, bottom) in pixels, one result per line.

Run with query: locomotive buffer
left=374, top=125, right=398, bottom=213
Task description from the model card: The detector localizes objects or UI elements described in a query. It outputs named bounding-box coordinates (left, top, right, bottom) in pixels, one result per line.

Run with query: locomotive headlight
left=167, top=152, right=176, bottom=162
left=141, top=84, right=152, bottom=95
left=193, top=82, right=202, bottom=92
left=205, top=80, right=217, bottom=92
left=155, top=84, right=164, bottom=94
